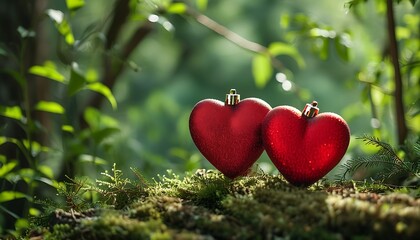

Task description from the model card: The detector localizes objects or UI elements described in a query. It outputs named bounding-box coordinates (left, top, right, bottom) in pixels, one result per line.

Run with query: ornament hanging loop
left=302, top=101, right=319, bottom=118
left=225, top=89, right=240, bottom=106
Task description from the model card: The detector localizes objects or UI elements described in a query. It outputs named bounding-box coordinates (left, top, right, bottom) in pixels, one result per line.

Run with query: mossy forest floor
left=27, top=169, right=420, bottom=240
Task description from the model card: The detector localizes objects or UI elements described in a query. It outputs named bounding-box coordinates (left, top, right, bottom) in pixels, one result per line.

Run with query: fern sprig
left=342, top=156, right=405, bottom=180
left=359, top=135, right=415, bottom=171
left=341, top=135, right=420, bottom=182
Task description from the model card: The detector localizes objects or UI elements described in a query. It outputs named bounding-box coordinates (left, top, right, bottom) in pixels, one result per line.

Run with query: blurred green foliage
left=0, top=0, right=419, bottom=237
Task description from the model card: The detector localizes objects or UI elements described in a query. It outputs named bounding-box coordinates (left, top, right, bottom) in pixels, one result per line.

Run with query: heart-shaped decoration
left=189, top=89, right=271, bottom=178
left=262, top=101, right=350, bottom=186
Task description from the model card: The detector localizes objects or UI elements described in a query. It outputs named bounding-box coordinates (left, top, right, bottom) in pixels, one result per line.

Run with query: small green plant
left=341, top=135, right=420, bottom=184
left=87, top=163, right=148, bottom=209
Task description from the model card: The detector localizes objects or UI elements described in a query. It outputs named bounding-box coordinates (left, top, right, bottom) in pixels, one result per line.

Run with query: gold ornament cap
left=302, top=101, right=319, bottom=118
left=225, top=89, right=240, bottom=106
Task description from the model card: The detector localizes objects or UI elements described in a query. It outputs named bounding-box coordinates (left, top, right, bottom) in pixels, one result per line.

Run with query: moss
left=327, top=194, right=420, bottom=239
left=43, top=211, right=170, bottom=240
left=130, top=195, right=253, bottom=239
left=30, top=169, right=420, bottom=240
left=150, top=170, right=231, bottom=209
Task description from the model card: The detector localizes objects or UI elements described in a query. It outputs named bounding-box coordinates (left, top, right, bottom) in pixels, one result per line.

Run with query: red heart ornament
left=189, top=90, right=271, bottom=179
left=262, top=102, right=350, bottom=186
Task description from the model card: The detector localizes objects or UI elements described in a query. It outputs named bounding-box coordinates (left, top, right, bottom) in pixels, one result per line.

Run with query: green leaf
left=29, top=208, right=41, bottom=216
left=396, top=26, right=411, bottom=40
left=68, top=64, right=86, bottom=96
left=410, top=0, right=417, bottom=6
left=46, top=9, right=75, bottom=45
left=17, top=26, right=35, bottom=38
left=35, top=101, right=65, bottom=114
left=19, top=168, right=35, bottom=183
left=83, top=107, right=101, bottom=129
left=314, top=38, right=329, bottom=60
left=78, top=154, right=108, bottom=165
left=0, top=160, right=18, bottom=178
left=268, top=42, right=305, bottom=68
left=62, top=125, right=74, bottom=133
left=66, top=0, right=85, bottom=11
left=84, top=107, right=119, bottom=129
left=0, top=137, right=19, bottom=147
left=29, top=61, right=65, bottom=82
left=309, top=28, right=336, bottom=38
left=0, top=191, right=29, bottom=203
left=196, top=0, right=208, bottom=11
left=15, top=218, right=29, bottom=231
left=0, top=106, right=23, bottom=121
left=280, top=14, right=290, bottom=29
left=92, top=127, right=120, bottom=144
left=85, top=82, right=117, bottom=110
left=167, top=3, right=187, bottom=14
left=252, top=53, right=273, bottom=88
left=22, top=139, right=49, bottom=157
left=36, top=177, right=59, bottom=188
left=37, top=165, right=54, bottom=179
left=334, top=38, right=349, bottom=61
left=86, top=69, right=99, bottom=82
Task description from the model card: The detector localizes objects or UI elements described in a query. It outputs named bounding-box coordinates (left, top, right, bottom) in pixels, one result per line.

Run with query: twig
left=358, top=79, right=393, bottom=95
left=386, top=0, right=407, bottom=145
left=104, top=0, right=130, bottom=50
left=189, top=10, right=265, bottom=52
left=186, top=8, right=284, bottom=71
left=114, top=22, right=153, bottom=80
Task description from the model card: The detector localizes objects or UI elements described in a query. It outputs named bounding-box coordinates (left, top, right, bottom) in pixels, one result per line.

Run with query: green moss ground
left=27, top=170, right=420, bottom=240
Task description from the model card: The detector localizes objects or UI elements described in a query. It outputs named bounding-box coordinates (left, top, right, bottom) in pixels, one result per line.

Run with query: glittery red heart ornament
left=262, top=101, right=350, bottom=186
left=189, top=89, right=271, bottom=179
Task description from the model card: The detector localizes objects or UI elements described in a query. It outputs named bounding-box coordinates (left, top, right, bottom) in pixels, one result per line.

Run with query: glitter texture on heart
left=262, top=101, right=350, bottom=186
left=189, top=89, right=271, bottom=178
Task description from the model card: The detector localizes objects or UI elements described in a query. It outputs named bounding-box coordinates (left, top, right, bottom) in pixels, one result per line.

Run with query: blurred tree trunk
left=0, top=0, right=50, bottom=159
left=386, top=0, right=407, bottom=145
left=0, top=0, right=49, bottom=229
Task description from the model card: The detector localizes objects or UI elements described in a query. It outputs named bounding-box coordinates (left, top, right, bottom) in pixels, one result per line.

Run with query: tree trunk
left=386, top=0, right=407, bottom=145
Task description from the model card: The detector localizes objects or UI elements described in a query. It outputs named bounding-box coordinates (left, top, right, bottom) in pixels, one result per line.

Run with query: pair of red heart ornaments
left=189, top=89, right=350, bottom=186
